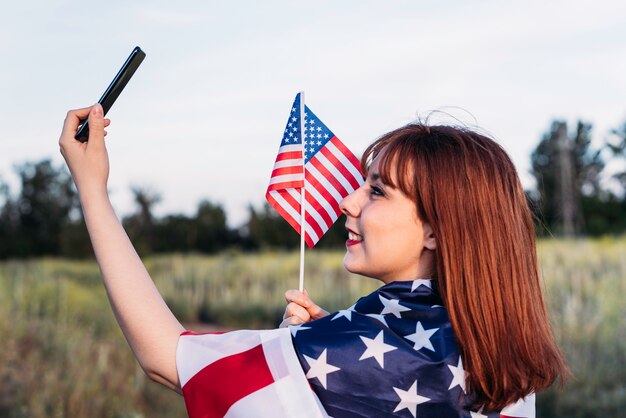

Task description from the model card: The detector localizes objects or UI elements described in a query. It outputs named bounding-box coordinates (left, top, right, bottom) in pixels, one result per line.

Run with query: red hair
left=362, top=124, right=569, bottom=411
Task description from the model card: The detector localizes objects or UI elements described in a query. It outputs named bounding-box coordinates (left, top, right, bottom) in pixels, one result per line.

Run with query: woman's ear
left=423, top=223, right=436, bottom=251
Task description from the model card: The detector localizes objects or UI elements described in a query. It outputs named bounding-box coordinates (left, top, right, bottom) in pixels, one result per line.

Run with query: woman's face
left=340, top=155, right=435, bottom=284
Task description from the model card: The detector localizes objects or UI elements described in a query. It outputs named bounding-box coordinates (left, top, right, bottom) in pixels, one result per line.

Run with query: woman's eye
left=370, top=185, right=384, bottom=197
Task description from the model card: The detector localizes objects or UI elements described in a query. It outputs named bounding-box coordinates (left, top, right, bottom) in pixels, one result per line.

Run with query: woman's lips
left=346, top=229, right=363, bottom=246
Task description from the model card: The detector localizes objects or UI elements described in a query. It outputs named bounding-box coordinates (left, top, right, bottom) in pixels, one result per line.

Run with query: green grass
left=0, top=238, right=624, bottom=417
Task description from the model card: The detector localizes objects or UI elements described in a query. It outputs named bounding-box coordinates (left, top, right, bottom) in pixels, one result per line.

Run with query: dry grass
left=0, top=238, right=624, bottom=417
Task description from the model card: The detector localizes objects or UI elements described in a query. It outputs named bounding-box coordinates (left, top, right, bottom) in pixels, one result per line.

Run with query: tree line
left=0, top=117, right=625, bottom=258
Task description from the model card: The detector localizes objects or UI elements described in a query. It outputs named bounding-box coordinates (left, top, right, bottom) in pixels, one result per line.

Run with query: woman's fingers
left=86, top=104, right=105, bottom=147
left=279, top=316, right=305, bottom=328
left=283, top=302, right=311, bottom=322
left=60, top=106, right=92, bottom=142
left=283, top=289, right=330, bottom=322
left=284, top=289, right=311, bottom=308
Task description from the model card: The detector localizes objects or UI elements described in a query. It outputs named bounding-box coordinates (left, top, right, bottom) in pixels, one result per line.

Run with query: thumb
left=87, top=104, right=105, bottom=145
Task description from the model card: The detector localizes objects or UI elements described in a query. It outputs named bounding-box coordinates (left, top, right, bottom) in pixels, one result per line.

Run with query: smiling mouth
left=346, top=229, right=363, bottom=246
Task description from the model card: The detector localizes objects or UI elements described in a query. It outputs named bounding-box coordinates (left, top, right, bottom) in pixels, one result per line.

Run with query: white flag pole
left=298, top=91, right=306, bottom=293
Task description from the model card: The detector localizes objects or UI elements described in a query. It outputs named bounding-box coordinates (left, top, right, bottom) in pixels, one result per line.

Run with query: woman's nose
left=340, top=189, right=361, bottom=217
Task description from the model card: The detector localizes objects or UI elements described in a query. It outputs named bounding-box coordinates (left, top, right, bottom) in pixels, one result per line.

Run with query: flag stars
left=324, top=133, right=329, bottom=139
left=303, top=349, right=341, bottom=390
left=359, top=331, right=397, bottom=368
left=393, top=380, right=430, bottom=418
left=291, top=116, right=297, bottom=123
left=316, top=141, right=322, bottom=146
left=289, top=324, right=311, bottom=337
left=379, top=295, right=411, bottom=318
left=404, top=321, right=439, bottom=352
left=411, top=279, right=432, bottom=292
left=331, top=309, right=352, bottom=321
left=470, top=407, right=488, bottom=418
left=448, top=356, right=467, bottom=393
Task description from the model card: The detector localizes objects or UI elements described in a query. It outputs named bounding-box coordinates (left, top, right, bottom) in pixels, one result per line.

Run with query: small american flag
left=266, top=93, right=363, bottom=247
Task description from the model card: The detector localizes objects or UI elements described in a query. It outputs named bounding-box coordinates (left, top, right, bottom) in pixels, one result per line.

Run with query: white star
left=309, top=147, right=315, bottom=153
left=366, top=313, right=389, bottom=327
left=317, top=126, right=322, bottom=131
left=470, top=406, right=488, bottom=418
left=316, top=140, right=322, bottom=146
left=448, top=356, right=466, bottom=393
left=285, top=137, right=291, bottom=143
left=404, top=321, right=438, bottom=351
left=291, top=107, right=296, bottom=113
left=292, top=127, right=298, bottom=132
left=288, top=122, right=293, bottom=127
left=289, top=324, right=311, bottom=337
left=324, top=133, right=329, bottom=139
left=393, top=380, right=430, bottom=418
left=303, top=349, right=340, bottom=389
left=347, top=303, right=357, bottom=311
left=411, top=279, right=432, bottom=292
left=317, top=133, right=322, bottom=139
left=359, top=331, right=397, bottom=368
left=288, top=132, right=294, bottom=137
left=303, top=140, right=308, bottom=146
left=331, top=309, right=352, bottom=321
left=379, top=295, right=411, bottom=318
left=309, top=118, right=315, bottom=124
left=291, top=116, right=297, bottom=122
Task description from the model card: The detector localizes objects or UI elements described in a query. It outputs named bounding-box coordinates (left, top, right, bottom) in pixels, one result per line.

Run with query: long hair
left=362, top=124, right=569, bottom=411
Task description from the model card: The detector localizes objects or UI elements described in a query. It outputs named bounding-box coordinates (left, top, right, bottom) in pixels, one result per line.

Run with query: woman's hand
left=280, top=289, right=330, bottom=328
left=58, top=104, right=111, bottom=195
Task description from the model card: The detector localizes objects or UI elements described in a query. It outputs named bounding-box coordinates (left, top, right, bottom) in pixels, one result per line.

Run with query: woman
left=59, top=104, right=568, bottom=417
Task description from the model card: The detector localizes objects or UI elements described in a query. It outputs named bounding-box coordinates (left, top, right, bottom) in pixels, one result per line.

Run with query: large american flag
left=266, top=93, right=363, bottom=247
left=176, top=280, right=535, bottom=418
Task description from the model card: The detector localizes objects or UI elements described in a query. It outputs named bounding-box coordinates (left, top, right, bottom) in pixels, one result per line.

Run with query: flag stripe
left=183, top=344, right=274, bottom=418
left=314, top=151, right=353, bottom=196
left=304, top=183, right=335, bottom=228
left=319, top=142, right=361, bottom=190
left=328, top=137, right=363, bottom=181
left=306, top=163, right=346, bottom=205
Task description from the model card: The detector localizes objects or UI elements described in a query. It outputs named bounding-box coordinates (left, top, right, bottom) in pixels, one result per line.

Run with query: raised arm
left=59, top=104, right=184, bottom=392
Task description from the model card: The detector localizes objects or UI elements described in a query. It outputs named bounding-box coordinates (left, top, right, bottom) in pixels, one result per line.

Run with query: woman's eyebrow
left=370, top=172, right=380, bottom=181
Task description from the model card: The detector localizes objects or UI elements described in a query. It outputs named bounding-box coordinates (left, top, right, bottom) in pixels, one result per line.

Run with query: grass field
left=0, top=238, right=624, bottom=417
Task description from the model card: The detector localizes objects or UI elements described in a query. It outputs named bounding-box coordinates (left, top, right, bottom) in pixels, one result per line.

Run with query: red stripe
left=304, top=190, right=334, bottom=228
left=270, top=165, right=304, bottom=178
left=305, top=171, right=342, bottom=217
left=308, top=155, right=349, bottom=198
left=266, top=191, right=301, bottom=235
left=304, top=210, right=324, bottom=243
left=181, top=330, right=226, bottom=336
left=182, top=344, right=274, bottom=418
left=319, top=143, right=361, bottom=190
left=275, top=151, right=302, bottom=162
left=267, top=180, right=304, bottom=192
left=330, top=136, right=362, bottom=174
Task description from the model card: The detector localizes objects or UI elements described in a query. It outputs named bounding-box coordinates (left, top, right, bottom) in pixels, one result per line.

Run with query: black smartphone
left=75, top=46, right=146, bottom=142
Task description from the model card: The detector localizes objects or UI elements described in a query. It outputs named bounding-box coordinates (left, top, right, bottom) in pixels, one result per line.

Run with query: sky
left=1, top=0, right=625, bottom=226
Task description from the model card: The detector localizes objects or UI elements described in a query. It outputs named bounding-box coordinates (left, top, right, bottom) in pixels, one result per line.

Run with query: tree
left=12, top=160, right=78, bottom=256
left=531, top=120, right=604, bottom=236
left=193, top=200, right=231, bottom=253
left=122, top=186, right=161, bottom=255
left=607, top=120, right=626, bottom=194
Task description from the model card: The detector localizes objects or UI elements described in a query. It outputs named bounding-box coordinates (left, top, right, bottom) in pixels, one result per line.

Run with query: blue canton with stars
left=281, top=93, right=335, bottom=164
left=290, top=280, right=503, bottom=418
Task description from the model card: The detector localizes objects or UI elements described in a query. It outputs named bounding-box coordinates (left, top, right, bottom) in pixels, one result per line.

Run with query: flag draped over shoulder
left=177, top=328, right=330, bottom=418
left=266, top=93, right=364, bottom=247
left=176, top=281, right=536, bottom=418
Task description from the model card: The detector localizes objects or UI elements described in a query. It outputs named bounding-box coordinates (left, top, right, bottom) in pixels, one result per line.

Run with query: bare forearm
left=81, top=190, right=183, bottom=390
